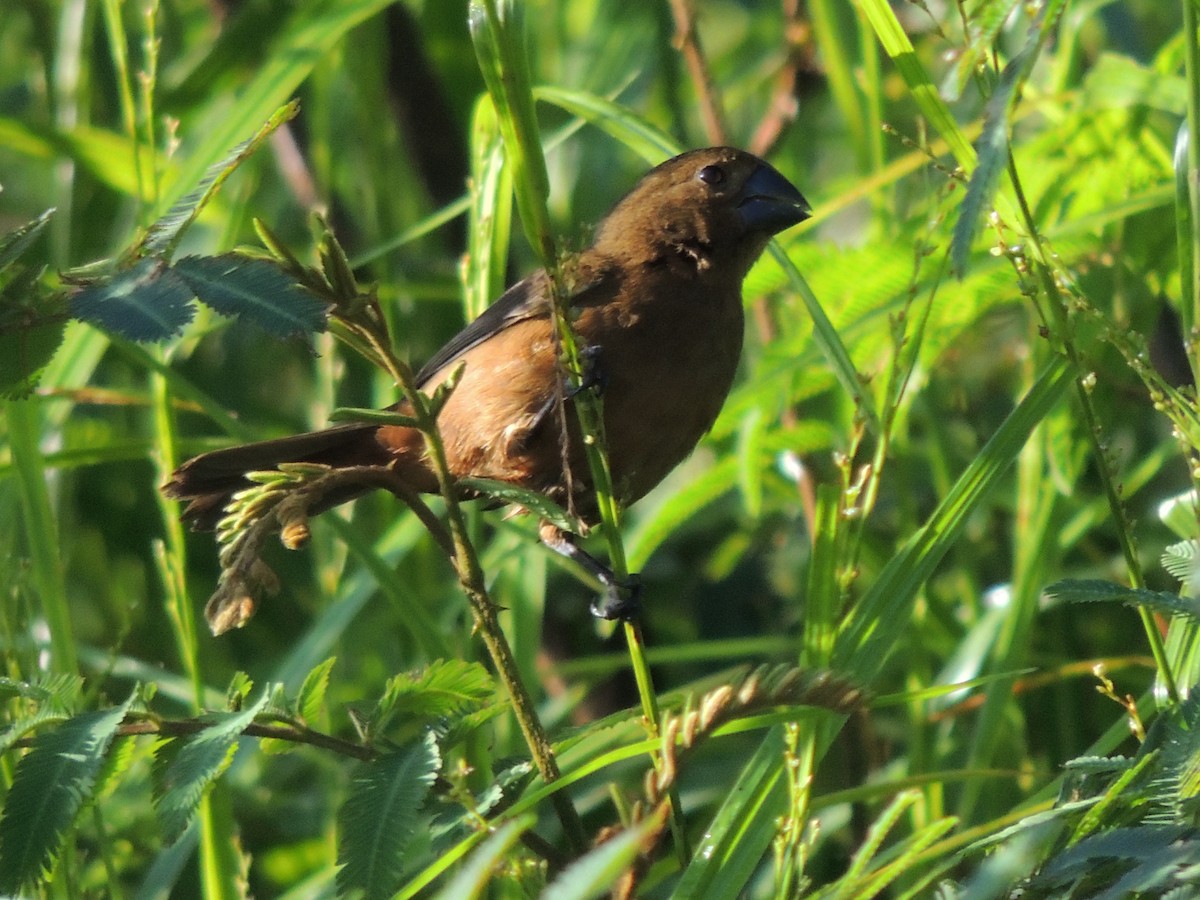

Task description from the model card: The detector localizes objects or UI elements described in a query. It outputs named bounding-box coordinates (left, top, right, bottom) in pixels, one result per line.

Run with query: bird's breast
left=575, top=275, right=745, bottom=504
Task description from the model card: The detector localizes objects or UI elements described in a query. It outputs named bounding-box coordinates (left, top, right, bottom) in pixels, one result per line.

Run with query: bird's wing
left=415, top=271, right=551, bottom=386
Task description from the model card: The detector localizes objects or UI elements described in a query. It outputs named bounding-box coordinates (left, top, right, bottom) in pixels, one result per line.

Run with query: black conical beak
left=736, top=164, right=811, bottom=235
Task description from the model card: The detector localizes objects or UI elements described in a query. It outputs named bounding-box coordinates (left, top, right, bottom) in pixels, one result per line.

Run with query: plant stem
left=359, top=317, right=587, bottom=852
left=1182, top=0, right=1200, bottom=341
left=1004, top=155, right=1179, bottom=704
left=470, top=0, right=689, bottom=860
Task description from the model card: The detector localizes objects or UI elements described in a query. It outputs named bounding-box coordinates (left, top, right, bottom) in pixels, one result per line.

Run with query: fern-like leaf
left=70, top=259, right=196, bottom=342
left=172, top=254, right=328, bottom=338
left=0, top=209, right=54, bottom=272
left=1045, top=579, right=1200, bottom=621
left=0, top=691, right=135, bottom=891
left=1163, top=540, right=1200, bottom=593
left=373, top=660, right=496, bottom=735
left=950, top=45, right=1026, bottom=278
left=337, top=732, right=441, bottom=900
left=153, top=689, right=271, bottom=843
left=139, top=100, right=299, bottom=257
left=1147, top=694, right=1200, bottom=825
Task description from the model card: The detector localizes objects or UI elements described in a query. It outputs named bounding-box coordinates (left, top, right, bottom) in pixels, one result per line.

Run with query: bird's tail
left=164, top=424, right=394, bottom=531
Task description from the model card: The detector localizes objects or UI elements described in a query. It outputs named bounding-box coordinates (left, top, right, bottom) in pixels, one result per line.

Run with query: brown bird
left=165, top=147, right=810, bottom=619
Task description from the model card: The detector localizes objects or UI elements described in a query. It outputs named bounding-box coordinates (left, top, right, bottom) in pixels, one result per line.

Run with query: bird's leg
left=539, top=523, right=642, bottom=620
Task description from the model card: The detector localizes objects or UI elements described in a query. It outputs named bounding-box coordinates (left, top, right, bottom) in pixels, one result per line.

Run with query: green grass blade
left=5, top=398, right=76, bottom=672
left=856, top=0, right=975, bottom=167
left=836, top=356, right=1073, bottom=682
left=673, top=728, right=789, bottom=899
left=152, top=0, right=397, bottom=222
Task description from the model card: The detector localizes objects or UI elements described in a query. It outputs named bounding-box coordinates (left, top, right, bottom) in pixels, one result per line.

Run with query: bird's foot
left=590, top=573, right=642, bottom=620
left=569, top=345, right=607, bottom=398
left=540, top=524, right=643, bottom=620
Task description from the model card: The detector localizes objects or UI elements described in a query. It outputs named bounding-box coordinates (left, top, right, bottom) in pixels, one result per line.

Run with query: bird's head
left=592, top=147, right=811, bottom=279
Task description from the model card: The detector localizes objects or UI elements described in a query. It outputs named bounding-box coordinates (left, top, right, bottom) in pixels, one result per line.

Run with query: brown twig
left=667, top=0, right=729, bottom=144
left=9, top=716, right=379, bottom=761
left=748, top=0, right=811, bottom=158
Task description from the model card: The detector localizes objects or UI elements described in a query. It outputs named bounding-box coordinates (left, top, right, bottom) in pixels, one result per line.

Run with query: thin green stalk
left=91, top=806, right=124, bottom=900
left=7, top=399, right=76, bottom=673
left=99, top=0, right=147, bottom=216
left=808, top=0, right=866, bottom=162
left=468, top=0, right=687, bottom=859
left=956, top=356, right=1058, bottom=823
left=198, top=786, right=242, bottom=900
left=134, top=3, right=240, bottom=889
left=1004, top=155, right=1179, bottom=704
left=352, top=318, right=586, bottom=852
left=151, top=362, right=203, bottom=708
left=139, top=0, right=162, bottom=209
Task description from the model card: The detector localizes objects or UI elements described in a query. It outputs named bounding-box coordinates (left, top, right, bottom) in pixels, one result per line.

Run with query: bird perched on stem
left=165, top=146, right=810, bottom=623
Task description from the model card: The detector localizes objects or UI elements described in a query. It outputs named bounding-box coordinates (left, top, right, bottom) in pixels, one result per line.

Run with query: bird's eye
left=697, top=164, right=726, bottom=186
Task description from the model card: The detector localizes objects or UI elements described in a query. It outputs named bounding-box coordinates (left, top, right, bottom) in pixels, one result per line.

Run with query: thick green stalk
left=1182, top=0, right=1200, bottom=339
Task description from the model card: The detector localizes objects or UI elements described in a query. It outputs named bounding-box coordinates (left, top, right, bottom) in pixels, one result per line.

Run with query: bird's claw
left=590, top=573, right=642, bottom=620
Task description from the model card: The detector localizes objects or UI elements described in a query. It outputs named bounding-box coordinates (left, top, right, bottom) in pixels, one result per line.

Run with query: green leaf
left=0, top=673, right=82, bottom=709
left=0, top=692, right=135, bottom=891
left=70, top=259, right=196, bottom=342
left=542, top=812, right=663, bottom=900
left=836, top=357, right=1073, bottom=682
left=533, top=85, right=678, bottom=165
left=857, top=0, right=976, bottom=168
left=1163, top=540, right=1200, bottom=589
left=951, top=38, right=1036, bottom=278
left=1176, top=121, right=1197, bottom=339
left=674, top=728, right=789, bottom=898
left=767, top=242, right=882, bottom=437
left=951, top=78, right=1013, bottom=278
left=457, top=476, right=579, bottom=533
left=430, top=817, right=533, bottom=900
left=0, top=319, right=66, bottom=399
left=329, top=407, right=420, bottom=428
left=296, top=657, right=336, bottom=724
left=172, top=254, right=329, bottom=337
left=468, top=0, right=553, bottom=262
left=153, top=689, right=272, bottom=844
left=374, top=660, right=497, bottom=734
left=336, top=733, right=441, bottom=900
left=464, top=97, right=514, bottom=320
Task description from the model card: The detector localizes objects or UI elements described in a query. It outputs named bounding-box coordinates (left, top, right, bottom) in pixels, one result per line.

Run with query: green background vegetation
left=3, top=0, right=1200, bottom=896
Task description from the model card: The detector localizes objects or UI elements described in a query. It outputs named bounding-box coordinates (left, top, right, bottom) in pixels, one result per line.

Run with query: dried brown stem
left=668, top=0, right=729, bottom=144
left=748, top=0, right=810, bottom=157
left=599, top=666, right=864, bottom=896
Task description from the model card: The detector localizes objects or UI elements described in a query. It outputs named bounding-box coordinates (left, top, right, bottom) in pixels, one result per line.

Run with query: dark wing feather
left=415, top=271, right=550, bottom=386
